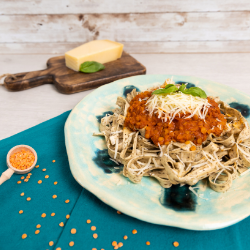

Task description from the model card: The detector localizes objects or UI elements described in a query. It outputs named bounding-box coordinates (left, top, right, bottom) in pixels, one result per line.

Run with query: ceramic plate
left=65, top=75, right=250, bottom=230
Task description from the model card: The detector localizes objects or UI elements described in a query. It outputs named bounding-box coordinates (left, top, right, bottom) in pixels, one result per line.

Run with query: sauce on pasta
left=124, top=91, right=227, bottom=145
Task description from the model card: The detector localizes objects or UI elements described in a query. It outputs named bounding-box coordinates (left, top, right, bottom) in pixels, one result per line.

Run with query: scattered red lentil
left=35, top=230, right=40, bottom=234
left=93, top=233, right=98, bottom=239
left=56, top=248, right=61, bottom=250
left=59, top=222, right=64, bottom=227
left=66, top=214, right=70, bottom=219
left=22, top=234, right=27, bottom=239
left=36, top=224, right=41, bottom=229
left=17, top=181, right=21, bottom=184
left=42, top=169, right=46, bottom=172
left=52, top=195, right=57, bottom=199
left=51, top=213, right=55, bottom=216
left=19, top=210, right=23, bottom=214
left=117, top=211, right=122, bottom=214
left=41, top=213, right=46, bottom=218
left=10, top=149, right=35, bottom=170
left=38, top=180, right=42, bottom=184
left=123, top=236, right=128, bottom=240
left=118, top=242, right=123, bottom=247
left=35, top=165, right=39, bottom=168
left=114, top=246, right=118, bottom=250
left=54, top=181, right=58, bottom=185
left=26, top=175, right=30, bottom=179
left=87, top=219, right=91, bottom=224
left=49, top=241, right=54, bottom=246
left=52, top=160, right=56, bottom=163
left=28, top=173, right=32, bottom=176
left=112, top=241, right=117, bottom=246
left=65, top=199, right=70, bottom=203
left=146, top=241, right=150, bottom=246
left=91, top=226, right=96, bottom=231
left=173, top=241, right=179, bottom=247
left=27, top=197, right=31, bottom=201
left=190, top=145, right=196, bottom=151
left=69, top=241, right=74, bottom=247
left=92, top=248, right=97, bottom=250
left=20, top=192, right=24, bottom=196
left=71, top=228, right=76, bottom=234
left=24, top=179, right=29, bottom=182
left=21, top=176, right=25, bottom=180
left=45, top=175, right=49, bottom=179
left=132, top=229, right=137, bottom=234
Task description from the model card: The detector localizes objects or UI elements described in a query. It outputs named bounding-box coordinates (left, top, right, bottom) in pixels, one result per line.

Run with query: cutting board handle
left=3, top=69, right=54, bottom=91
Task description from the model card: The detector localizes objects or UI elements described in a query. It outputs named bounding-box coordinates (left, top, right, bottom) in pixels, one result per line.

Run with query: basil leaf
left=165, top=84, right=175, bottom=89
left=153, top=85, right=178, bottom=95
left=182, top=87, right=207, bottom=99
left=80, top=61, right=105, bottom=73
left=178, top=84, right=186, bottom=92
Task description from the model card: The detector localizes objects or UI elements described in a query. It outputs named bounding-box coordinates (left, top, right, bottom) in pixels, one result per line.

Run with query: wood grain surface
left=2, top=12, right=250, bottom=43
left=1, top=9, right=250, bottom=54
left=2, top=41, right=250, bottom=54
left=1, top=0, right=250, bottom=14
left=3, top=52, right=146, bottom=94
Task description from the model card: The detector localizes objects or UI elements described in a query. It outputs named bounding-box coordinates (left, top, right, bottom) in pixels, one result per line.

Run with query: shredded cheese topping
left=146, top=91, right=211, bottom=122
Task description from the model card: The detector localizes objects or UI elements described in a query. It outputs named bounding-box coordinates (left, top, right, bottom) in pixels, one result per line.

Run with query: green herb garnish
left=152, top=83, right=207, bottom=99
left=153, top=85, right=178, bottom=95
left=80, top=61, right=105, bottom=73
left=181, top=86, right=207, bottom=98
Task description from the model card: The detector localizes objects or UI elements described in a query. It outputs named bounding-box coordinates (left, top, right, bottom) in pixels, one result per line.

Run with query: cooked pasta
left=94, top=81, right=250, bottom=193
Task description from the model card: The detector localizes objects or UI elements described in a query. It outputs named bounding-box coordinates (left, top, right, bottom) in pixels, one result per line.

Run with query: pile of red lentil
left=10, top=149, right=35, bottom=170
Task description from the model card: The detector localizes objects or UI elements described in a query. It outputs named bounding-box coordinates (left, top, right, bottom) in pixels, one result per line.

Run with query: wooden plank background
left=1, top=0, right=250, bottom=54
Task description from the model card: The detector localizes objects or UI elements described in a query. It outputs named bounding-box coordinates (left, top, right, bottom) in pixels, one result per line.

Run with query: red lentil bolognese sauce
left=124, top=90, right=227, bottom=146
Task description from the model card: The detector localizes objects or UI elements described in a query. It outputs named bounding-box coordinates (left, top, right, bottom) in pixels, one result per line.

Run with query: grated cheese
left=191, top=162, right=208, bottom=168
left=189, top=186, right=208, bottom=200
left=158, top=143, right=163, bottom=157
left=236, top=144, right=250, bottom=160
left=213, top=169, right=224, bottom=183
left=110, top=158, right=120, bottom=165
left=114, top=138, right=119, bottom=160
left=239, top=143, right=250, bottom=150
left=146, top=91, right=211, bottom=122
left=110, top=130, right=123, bottom=135
left=176, top=155, right=185, bottom=167
left=152, top=158, right=159, bottom=168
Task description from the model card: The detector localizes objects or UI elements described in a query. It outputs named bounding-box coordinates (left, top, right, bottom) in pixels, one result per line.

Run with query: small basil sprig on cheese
left=152, top=84, right=178, bottom=95
left=181, top=85, right=207, bottom=98
left=80, top=61, right=105, bottom=73
left=152, top=83, right=207, bottom=99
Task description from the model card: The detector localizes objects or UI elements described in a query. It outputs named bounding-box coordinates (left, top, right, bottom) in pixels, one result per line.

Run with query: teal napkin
left=0, top=111, right=250, bottom=250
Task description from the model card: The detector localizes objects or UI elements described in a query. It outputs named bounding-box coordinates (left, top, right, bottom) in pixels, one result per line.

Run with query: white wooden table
left=1, top=53, right=250, bottom=140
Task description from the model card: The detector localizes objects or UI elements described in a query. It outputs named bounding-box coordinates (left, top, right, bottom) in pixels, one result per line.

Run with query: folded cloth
left=0, top=111, right=250, bottom=250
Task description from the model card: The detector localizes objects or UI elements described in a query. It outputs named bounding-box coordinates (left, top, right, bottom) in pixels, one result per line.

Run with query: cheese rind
left=65, top=40, right=124, bottom=71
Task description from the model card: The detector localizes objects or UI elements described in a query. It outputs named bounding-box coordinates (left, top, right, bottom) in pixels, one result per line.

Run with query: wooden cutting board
left=4, top=51, right=146, bottom=94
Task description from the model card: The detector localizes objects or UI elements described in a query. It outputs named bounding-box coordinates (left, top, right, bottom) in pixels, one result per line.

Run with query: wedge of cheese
left=65, top=40, right=124, bottom=71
